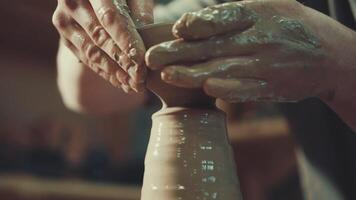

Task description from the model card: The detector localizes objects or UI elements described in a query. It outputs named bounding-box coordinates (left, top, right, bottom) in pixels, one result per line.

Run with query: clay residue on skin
left=147, top=1, right=326, bottom=102
left=141, top=108, right=242, bottom=200
left=126, top=0, right=154, bottom=27
left=113, top=0, right=131, bottom=19
left=110, top=0, right=149, bottom=91
left=271, top=16, right=321, bottom=49
left=173, top=2, right=258, bottom=39
left=148, top=13, right=324, bottom=70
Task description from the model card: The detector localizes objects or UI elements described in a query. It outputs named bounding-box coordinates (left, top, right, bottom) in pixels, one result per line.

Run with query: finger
left=127, top=0, right=154, bottom=27
left=61, top=38, right=122, bottom=88
left=173, top=2, right=257, bottom=40
left=60, top=0, right=126, bottom=67
left=62, top=38, right=119, bottom=82
left=203, top=78, right=270, bottom=103
left=146, top=30, right=268, bottom=69
left=204, top=78, right=298, bottom=103
left=60, top=0, right=143, bottom=91
left=53, top=9, right=88, bottom=63
left=53, top=8, right=124, bottom=88
left=56, top=18, right=129, bottom=85
left=161, top=57, right=261, bottom=88
left=89, top=0, right=147, bottom=83
left=61, top=38, right=83, bottom=62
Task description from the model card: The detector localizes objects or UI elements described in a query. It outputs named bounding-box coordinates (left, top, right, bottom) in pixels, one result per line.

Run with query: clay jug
left=138, top=24, right=243, bottom=200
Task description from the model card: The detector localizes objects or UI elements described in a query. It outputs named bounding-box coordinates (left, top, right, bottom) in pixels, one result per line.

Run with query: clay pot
left=138, top=24, right=242, bottom=200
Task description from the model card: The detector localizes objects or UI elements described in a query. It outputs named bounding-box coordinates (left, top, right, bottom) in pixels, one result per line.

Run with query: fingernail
left=172, top=13, right=191, bottom=38
left=161, top=70, right=174, bottom=82
left=161, top=67, right=180, bottom=82
left=128, top=48, right=137, bottom=60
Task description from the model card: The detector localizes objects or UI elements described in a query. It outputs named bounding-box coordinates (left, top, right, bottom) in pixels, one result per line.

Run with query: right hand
left=52, top=0, right=153, bottom=92
left=146, top=1, right=333, bottom=103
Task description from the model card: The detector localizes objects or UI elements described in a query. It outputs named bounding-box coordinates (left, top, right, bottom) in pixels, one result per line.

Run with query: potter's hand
left=146, top=0, right=336, bottom=102
left=53, top=0, right=153, bottom=92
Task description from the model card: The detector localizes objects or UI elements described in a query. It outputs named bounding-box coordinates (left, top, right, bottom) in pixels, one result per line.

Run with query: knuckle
left=85, top=44, right=102, bottom=64
left=52, top=11, right=67, bottom=30
left=97, top=7, right=117, bottom=27
left=101, top=59, right=115, bottom=73
left=85, top=21, right=100, bottom=39
left=83, top=20, right=97, bottom=34
left=62, top=39, right=73, bottom=49
left=109, top=42, right=122, bottom=57
left=88, top=25, right=110, bottom=47
left=72, top=32, right=86, bottom=48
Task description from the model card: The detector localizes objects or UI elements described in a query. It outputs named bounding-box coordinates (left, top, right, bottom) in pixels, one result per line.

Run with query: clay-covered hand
left=146, top=0, right=335, bottom=103
left=53, top=0, right=153, bottom=92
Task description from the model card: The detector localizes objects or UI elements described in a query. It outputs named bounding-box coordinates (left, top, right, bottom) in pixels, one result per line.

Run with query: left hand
left=53, top=0, right=154, bottom=93
left=146, top=0, right=336, bottom=103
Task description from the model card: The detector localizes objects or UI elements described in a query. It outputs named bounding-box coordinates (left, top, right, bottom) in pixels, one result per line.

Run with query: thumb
left=203, top=78, right=269, bottom=103
left=128, top=0, right=154, bottom=27
left=173, top=2, right=257, bottom=40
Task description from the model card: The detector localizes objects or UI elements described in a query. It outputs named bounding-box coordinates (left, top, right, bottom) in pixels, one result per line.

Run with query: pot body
left=141, top=107, right=242, bottom=200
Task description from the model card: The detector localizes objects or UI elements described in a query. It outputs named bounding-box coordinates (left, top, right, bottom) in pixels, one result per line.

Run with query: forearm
left=57, top=41, right=144, bottom=115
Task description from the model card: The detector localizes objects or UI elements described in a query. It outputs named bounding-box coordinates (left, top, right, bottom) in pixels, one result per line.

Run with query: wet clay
left=142, top=108, right=241, bottom=200
left=138, top=24, right=242, bottom=199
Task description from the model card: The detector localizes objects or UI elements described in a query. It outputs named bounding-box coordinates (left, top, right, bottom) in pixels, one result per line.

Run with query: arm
left=53, top=0, right=152, bottom=114
left=52, top=0, right=154, bottom=92
left=146, top=0, right=356, bottom=131
left=57, top=40, right=144, bottom=115
left=312, top=5, right=356, bottom=130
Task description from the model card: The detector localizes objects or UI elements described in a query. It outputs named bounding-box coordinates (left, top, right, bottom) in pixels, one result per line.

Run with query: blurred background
left=0, top=0, right=303, bottom=199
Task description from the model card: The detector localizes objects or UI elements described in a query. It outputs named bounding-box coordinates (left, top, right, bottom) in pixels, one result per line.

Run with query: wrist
left=321, top=29, right=356, bottom=102
left=303, top=5, right=356, bottom=103
left=317, top=29, right=356, bottom=131
left=311, top=20, right=356, bottom=131
left=297, top=3, right=356, bottom=130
